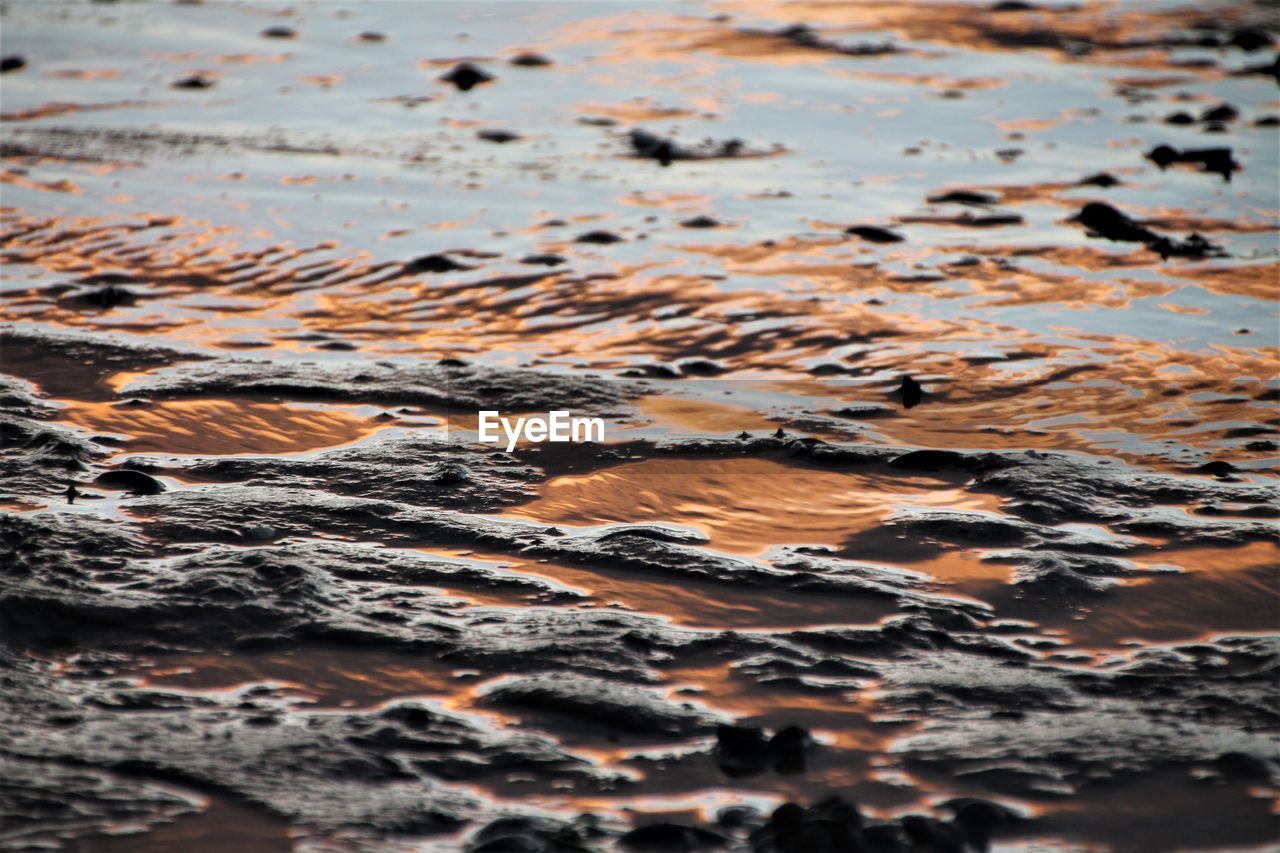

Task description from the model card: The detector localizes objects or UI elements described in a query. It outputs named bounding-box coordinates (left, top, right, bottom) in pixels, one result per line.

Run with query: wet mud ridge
left=3, top=331, right=1277, bottom=851
left=2, top=0, right=1279, bottom=851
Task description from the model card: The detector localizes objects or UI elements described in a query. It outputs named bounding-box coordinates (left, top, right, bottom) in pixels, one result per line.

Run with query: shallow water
left=1, top=1, right=1277, bottom=851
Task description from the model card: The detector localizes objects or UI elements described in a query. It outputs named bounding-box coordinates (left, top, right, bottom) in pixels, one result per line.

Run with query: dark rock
left=626, top=129, right=760, bottom=166
left=900, top=212, right=1023, bottom=227
left=1164, top=111, right=1196, bottom=125
left=807, top=796, right=862, bottom=831
left=678, top=358, right=728, bottom=376
left=574, top=230, right=625, bottom=244
left=440, top=63, right=494, bottom=91
left=1229, top=28, right=1273, bottom=52
left=765, top=802, right=808, bottom=849
left=754, top=797, right=865, bottom=852
left=356, top=31, right=387, bottom=42
left=509, top=52, right=553, bottom=67
left=714, top=806, right=758, bottom=829
left=619, top=823, right=728, bottom=851
left=471, top=834, right=542, bottom=852
left=1200, top=103, right=1239, bottom=123
left=1078, top=172, right=1121, bottom=187
left=926, top=190, right=998, bottom=206
left=430, top=462, right=472, bottom=485
left=846, top=226, right=904, bottom=243
left=1146, top=233, right=1227, bottom=260
left=889, top=449, right=972, bottom=471
left=901, top=815, right=966, bottom=852
left=897, top=375, right=923, bottom=409
left=770, top=724, right=811, bottom=774
left=680, top=215, right=721, bottom=228
left=1072, top=202, right=1223, bottom=257
left=1213, top=751, right=1272, bottom=781
left=758, top=23, right=897, bottom=57
left=628, top=130, right=678, bottom=167
left=862, top=824, right=905, bottom=851
left=477, top=129, right=520, bottom=143
left=949, top=800, right=1022, bottom=852
left=171, top=75, right=214, bottom=90
left=715, top=724, right=772, bottom=776
left=1146, top=144, right=1240, bottom=180
left=404, top=254, right=472, bottom=273
left=93, top=469, right=165, bottom=495
left=519, top=253, right=566, bottom=266
left=1073, top=202, right=1157, bottom=243
left=68, top=285, right=136, bottom=310
left=260, top=26, right=297, bottom=39
left=1, top=56, right=27, bottom=73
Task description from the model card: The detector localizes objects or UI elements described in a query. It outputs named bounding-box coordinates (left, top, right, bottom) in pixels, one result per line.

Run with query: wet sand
left=1, top=1, right=1277, bottom=851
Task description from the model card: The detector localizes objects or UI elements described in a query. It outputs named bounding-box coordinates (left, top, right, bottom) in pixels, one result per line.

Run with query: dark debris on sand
left=1072, top=202, right=1227, bottom=259
left=1145, top=144, right=1240, bottom=181
left=509, top=51, right=554, bottom=67
left=440, top=62, right=495, bottom=91
left=626, top=129, right=778, bottom=166
left=404, top=253, right=474, bottom=273
left=170, top=74, right=215, bottom=90
left=746, top=23, right=899, bottom=58
left=846, top=225, right=905, bottom=243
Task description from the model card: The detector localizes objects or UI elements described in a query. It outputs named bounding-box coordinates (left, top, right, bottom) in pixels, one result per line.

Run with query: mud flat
left=2, top=1, right=1278, bottom=850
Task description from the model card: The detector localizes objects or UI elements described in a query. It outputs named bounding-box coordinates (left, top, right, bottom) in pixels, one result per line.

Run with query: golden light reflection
left=58, top=398, right=391, bottom=456
left=1, top=0, right=1275, bottom=847
left=1050, top=541, right=1280, bottom=648
left=140, top=648, right=460, bottom=709
left=431, top=547, right=902, bottom=631
left=504, top=456, right=1002, bottom=556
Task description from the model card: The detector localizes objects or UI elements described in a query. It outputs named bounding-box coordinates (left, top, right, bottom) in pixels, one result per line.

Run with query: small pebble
left=898, top=375, right=924, bottom=409
left=574, top=230, right=624, bottom=244
left=508, top=51, right=553, bottom=67
left=171, top=74, right=214, bottom=90
left=405, top=254, right=471, bottom=273
left=519, top=253, right=566, bottom=266
left=846, top=225, right=904, bottom=243
left=477, top=129, right=520, bottom=143
left=245, top=525, right=276, bottom=541
left=440, top=62, right=493, bottom=91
